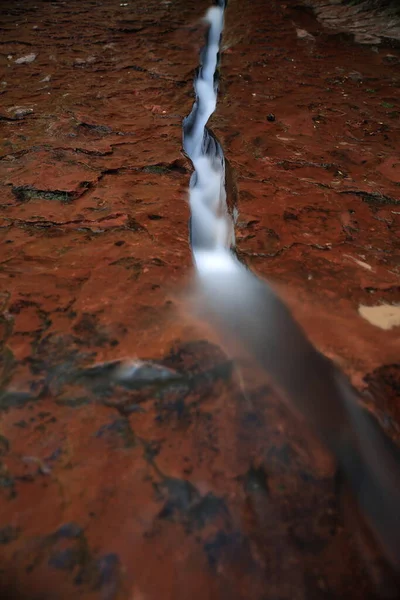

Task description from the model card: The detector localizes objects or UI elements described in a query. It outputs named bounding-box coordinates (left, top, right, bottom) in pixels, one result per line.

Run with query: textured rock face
left=0, top=0, right=399, bottom=599
left=300, top=0, right=400, bottom=44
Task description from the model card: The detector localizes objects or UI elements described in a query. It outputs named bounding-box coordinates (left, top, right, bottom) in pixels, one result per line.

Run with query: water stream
left=182, top=1, right=236, bottom=265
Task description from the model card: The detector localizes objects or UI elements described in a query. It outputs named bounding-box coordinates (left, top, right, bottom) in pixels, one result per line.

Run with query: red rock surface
left=0, top=0, right=399, bottom=599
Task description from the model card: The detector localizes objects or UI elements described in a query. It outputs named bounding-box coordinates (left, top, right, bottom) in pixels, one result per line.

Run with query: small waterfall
left=183, top=1, right=236, bottom=267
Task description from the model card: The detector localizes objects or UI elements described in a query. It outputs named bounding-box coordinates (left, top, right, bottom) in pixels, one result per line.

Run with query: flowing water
left=183, top=2, right=236, bottom=262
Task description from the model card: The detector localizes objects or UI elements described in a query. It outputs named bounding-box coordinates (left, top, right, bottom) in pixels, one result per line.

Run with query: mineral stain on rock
left=55, top=523, right=84, bottom=540
left=0, top=525, right=19, bottom=545
left=242, top=465, right=270, bottom=495
left=49, top=547, right=81, bottom=571
left=204, top=531, right=249, bottom=570
left=156, top=476, right=229, bottom=531
left=93, top=553, right=122, bottom=599
left=95, top=417, right=136, bottom=448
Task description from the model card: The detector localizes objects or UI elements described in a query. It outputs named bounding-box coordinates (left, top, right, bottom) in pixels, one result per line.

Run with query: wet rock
left=55, top=522, right=83, bottom=540
left=0, top=391, right=36, bottom=411
left=94, top=553, right=121, bottom=598
left=74, top=56, right=96, bottom=67
left=0, top=467, right=15, bottom=499
left=49, top=547, right=80, bottom=571
left=189, top=494, right=229, bottom=529
left=296, top=27, right=315, bottom=41
left=348, top=70, right=363, bottom=82
left=242, top=464, right=269, bottom=494
left=22, top=455, right=52, bottom=476
left=267, top=444, right=296, bottom=467
left=204, top=531, right=245, bottom=569
left=162, top=340, right=230, bottom=374
left=364, top=364, right=400, bottom=424
left=114, top=360, right=181, bottom=389
left=289, top=520, right=330, bottom=554
left=7, top=106, right=34, bottom=119
left=0, top=435, right=10, bottom=456
left=73, top=313, right=112, bottom=348
left=157, top=477, right=229, bottom=531
left=14, top=53, right=37, bottom=64
left=0, top=525, right=19, bottom=545
left=95, top=418, right=136, bottom=447
left=157, top=477, right=200, bottom=517
left=77, top=358, right=182, bottom=397
left=383, top=54, right=399, bottom=64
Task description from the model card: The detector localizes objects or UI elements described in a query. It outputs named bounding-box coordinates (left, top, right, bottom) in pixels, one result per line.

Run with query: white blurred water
left=183, top=3, right=235, bottom=266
